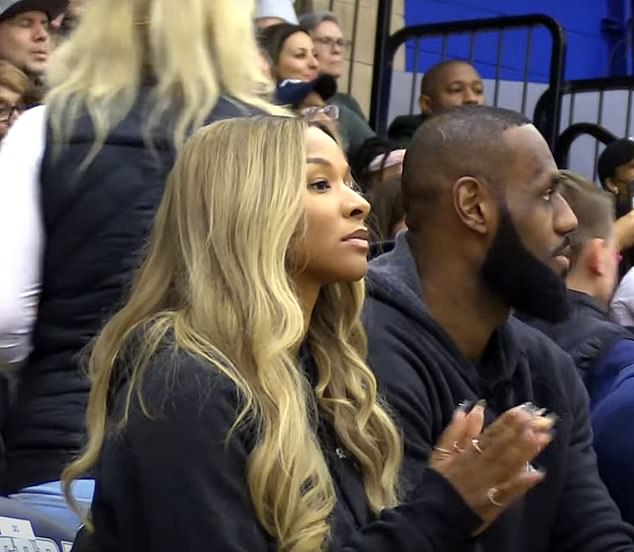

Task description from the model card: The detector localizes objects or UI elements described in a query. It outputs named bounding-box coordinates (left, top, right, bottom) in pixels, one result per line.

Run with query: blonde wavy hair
left=45, top=0, right=282, bottom=156
left=63, top=116, right=403, bottom=551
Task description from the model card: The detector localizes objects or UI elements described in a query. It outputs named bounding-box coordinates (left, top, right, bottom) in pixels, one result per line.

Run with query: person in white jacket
left=256, top=0, right=297, bottom=28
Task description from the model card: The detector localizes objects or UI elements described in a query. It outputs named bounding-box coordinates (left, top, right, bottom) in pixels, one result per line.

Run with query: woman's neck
left=294, top=275, right=321, bottom=338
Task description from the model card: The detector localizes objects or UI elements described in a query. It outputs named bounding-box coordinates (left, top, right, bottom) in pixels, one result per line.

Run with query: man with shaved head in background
left=388, top=59, right=485, bottom=146
left=365, top=105, right=634, bottom=550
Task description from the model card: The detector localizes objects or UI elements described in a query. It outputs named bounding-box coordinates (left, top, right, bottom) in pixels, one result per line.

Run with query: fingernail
left=532, top=413, right=558, bottom=432
left=521, top=402, right=544, bottom=415
left=457, top=400, right=474, bottom=412
left=525, top=462, right=538, bottom=473
left=545, top=412, right=559, bottom=426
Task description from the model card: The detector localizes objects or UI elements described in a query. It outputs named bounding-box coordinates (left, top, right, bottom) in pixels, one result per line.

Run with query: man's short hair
left=298, top=11, right=340, bottom=32
left=559, top=170, right=614, bottom=268
left=420, top=59, right=475, bottom=98
left=402, top=105, right=530, bottom=230
left=597, top=138, right=634, bottom=187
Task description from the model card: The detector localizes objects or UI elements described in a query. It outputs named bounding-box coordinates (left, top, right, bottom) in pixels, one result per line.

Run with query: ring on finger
left=525, top=462, right=537, bottom=473
left=433, top=446, right=452, bottom=456
left=486, top=487, right=504, bottom=507
left=471, top=438, right=483, bottom=454
left=453, top=440, right=464, bottom=453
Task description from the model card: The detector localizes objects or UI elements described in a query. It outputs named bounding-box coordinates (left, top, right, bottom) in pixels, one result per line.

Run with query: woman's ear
left=605, top=177, right=619, bottom=195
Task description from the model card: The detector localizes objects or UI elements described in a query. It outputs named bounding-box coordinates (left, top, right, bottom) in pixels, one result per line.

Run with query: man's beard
left=480, top=207, right=570, bottom=322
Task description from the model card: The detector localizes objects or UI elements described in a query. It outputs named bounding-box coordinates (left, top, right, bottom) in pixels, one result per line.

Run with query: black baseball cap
left=597, top=138, right=634, bottom=186
left=0, top=0, right=67, bottom=21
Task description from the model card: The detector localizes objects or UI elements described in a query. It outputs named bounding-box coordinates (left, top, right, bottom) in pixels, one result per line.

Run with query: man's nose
left=463, top=88, right=478, bottom=105
left=32, top=22, right=49, bottom=41
left=555, top=193, right=578, bottom=236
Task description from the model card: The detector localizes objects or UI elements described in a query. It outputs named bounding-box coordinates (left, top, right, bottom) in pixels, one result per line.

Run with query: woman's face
left=276, top=31, right=319, bottom=82
left=295, top=126, right=370, bottom=287
left=0, top=85, right=21, bottom=140
left=258, top=51, right=273, bottom=82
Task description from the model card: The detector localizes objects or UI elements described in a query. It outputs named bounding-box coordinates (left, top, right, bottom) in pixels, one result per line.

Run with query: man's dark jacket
left=387, top=114, right=425, bottom=147
left=520, top=290, right=632, bottom=385
left=363, top=232, right=634, bottom=551
left=522, top=289, right=634, bottom=526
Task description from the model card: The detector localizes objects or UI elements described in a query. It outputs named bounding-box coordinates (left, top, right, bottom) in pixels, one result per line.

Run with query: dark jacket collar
left=366, top=231, right=523, bottom=392
left=566, top=289, right=609, bottom=319
left=519, top=289, right=631, bottom=383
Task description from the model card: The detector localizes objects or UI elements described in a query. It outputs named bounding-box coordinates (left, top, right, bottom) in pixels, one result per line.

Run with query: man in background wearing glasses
left=300, top=11, right=366, bottom=120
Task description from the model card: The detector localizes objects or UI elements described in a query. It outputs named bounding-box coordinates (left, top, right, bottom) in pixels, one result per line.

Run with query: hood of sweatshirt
left=365, top=231, right=534, bottom=412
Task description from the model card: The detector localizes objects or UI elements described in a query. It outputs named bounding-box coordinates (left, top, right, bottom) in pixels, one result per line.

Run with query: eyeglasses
left=0, top=102, right=21, bottom=123
left=301, top=104, right=340, bottom=121
left=313, top=37, right=352, bottom=50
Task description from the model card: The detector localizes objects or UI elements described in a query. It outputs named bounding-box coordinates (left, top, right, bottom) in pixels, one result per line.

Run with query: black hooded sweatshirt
left=71, top=345, right=486, bottom=552
left=363, top=232, right=634, bottom=552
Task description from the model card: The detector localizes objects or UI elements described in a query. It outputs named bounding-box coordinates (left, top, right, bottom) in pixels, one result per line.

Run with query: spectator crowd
left=1, top=0, right=634, bottom=550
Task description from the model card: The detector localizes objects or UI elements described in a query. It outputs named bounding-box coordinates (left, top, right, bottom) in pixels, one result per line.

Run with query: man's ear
left=584, top=238, right=607, bottom=276
left=419, top=94, right=432, bottom=115
left=453, top=177, right=494, bottom=236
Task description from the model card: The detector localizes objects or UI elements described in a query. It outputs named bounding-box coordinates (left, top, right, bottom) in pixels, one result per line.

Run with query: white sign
left=0, top=516, right=36, bottom=540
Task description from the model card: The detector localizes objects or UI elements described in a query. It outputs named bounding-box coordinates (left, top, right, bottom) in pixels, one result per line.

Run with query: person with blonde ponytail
left=67, top=116, right=555, bottom=552
left=0, top=0, right=283, bottom=531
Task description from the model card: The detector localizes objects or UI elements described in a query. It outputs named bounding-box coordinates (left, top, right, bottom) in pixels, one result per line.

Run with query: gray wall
left=387, top=72, right=548, bottom=125
left=388, top=72, right=634, bottom=186
left=559, top=90, right=634, bottom=182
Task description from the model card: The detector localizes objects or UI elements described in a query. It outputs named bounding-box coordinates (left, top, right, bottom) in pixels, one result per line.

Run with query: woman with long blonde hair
left=66, top=116, right=555, bottom=551
left=0, top=0, right=282, bottom=531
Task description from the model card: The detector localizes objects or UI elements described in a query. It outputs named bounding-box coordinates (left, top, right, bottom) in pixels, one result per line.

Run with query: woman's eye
left=309, top=180, right=331, bottom=191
